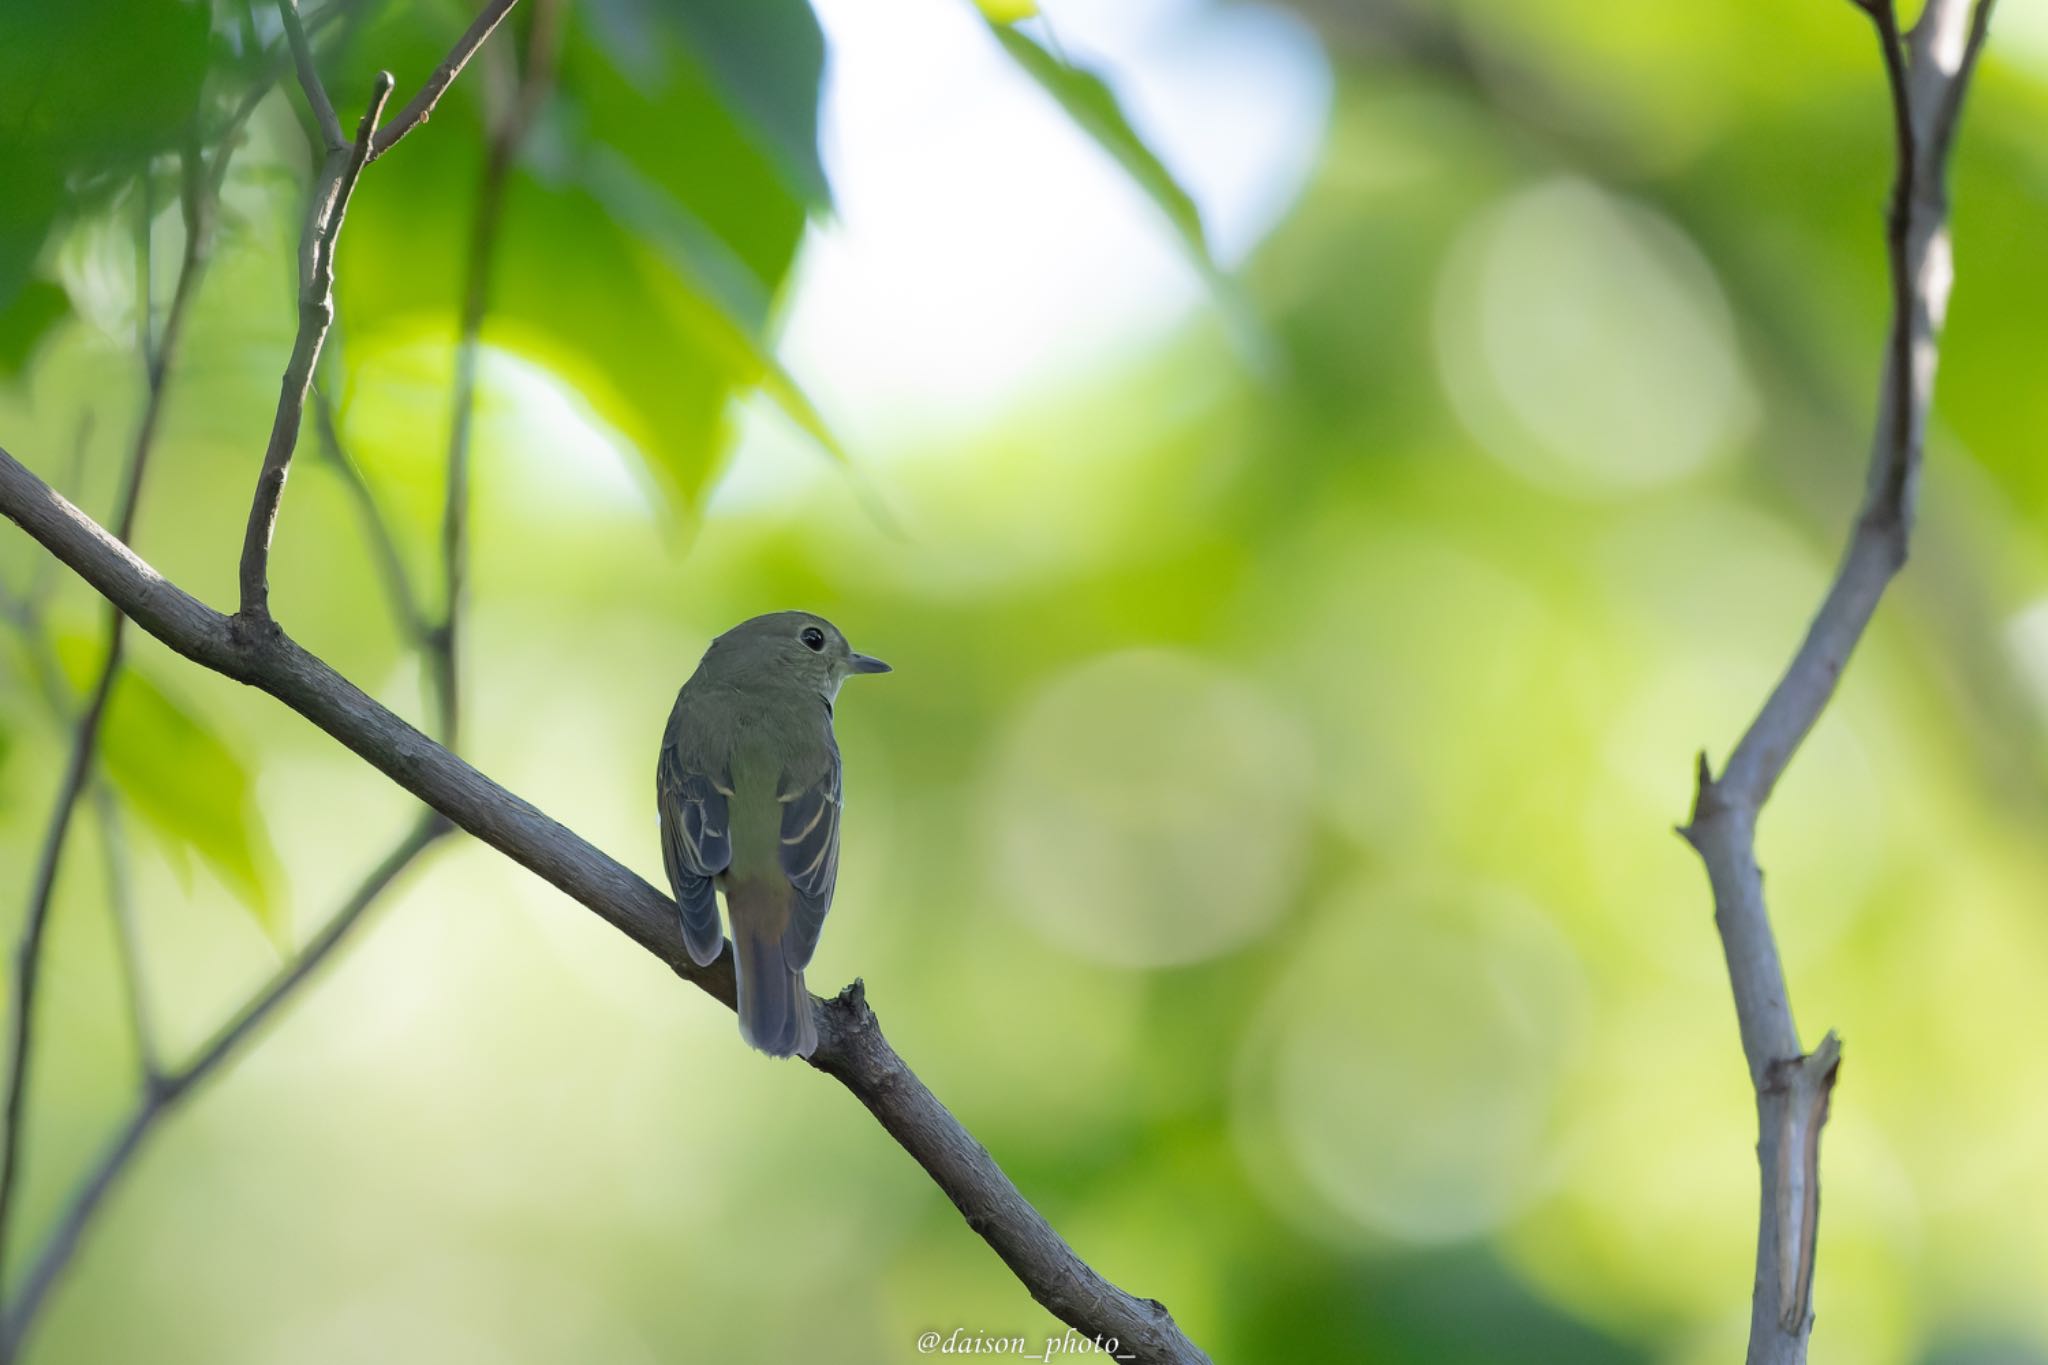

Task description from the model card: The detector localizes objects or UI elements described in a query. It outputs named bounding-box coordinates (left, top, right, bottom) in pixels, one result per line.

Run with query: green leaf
left=989, top=23, right=1214, bottom=278
left=976, top=0, right=1039, bottom=26
left=0, top=280, right=70, bottom=375
left=0, top=0, right=212, bottom=310
left=0, top=176, right=64, bottom=317
left=335, top=3, right=827, bottom=513
left=581, top=150, right=848, bottom=465
left=55, top=636, right=286, bottom=943
left=989, top=22, right=1273, bottom=369
left=589, top=0, right=832, bottom=210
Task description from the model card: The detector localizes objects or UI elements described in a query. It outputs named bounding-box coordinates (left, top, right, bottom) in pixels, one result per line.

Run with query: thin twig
left=91, top=789, right=160, bottom=1085
left=236, top=73, right=393, bottom=624
left=134, top=179, right=155, bottom=369
left=310, top=385, right=432, bottom=646
left=6, top=525, right=162, bottom=1093
left=210, top=0, right=365, bottom=159
left=368, top=0, right=524, bottom=164
left=0, top=818, right=448, bottom=1357
left=0, top=661, right=125, bottom=1293
left=0, top=597, right=159, bottom=1089
left=0, top=143, right=218, bottom=1298
left=437, top=0, right=562, bottom=748
left=1678, top=2, right=1994, bottom=1361
left=277, top=0, right=345, bottom=151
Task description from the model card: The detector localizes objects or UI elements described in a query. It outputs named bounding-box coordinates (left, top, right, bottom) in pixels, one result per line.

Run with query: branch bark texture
left=1678, top=3, right=1994, bottom=1362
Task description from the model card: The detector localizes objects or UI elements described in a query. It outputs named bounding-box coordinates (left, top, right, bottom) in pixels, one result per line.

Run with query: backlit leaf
left=55, top=636, right=286, bottom=943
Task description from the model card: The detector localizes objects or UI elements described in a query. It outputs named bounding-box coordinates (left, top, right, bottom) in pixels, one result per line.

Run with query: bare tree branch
left=0, top=143, right=218, bottom=1299
left=433, top=0, right=561, bottom=748
left=310, top=384, right=433, bottom=647
left=368, top=0, right=524, bottom=164
left=0, top=446, right=1210, bottom=1365
left=91, top=789, right=159, bottom=1086
left=208, top=0, right=365, bottom=162
left=0, top=816, right=448, bottom=1359
left=0, top=604, right=163, bottom=1089
left=236, top=72, right=392, bottom=623
left=1677, top=2, right=1994, bottom=1361
left=277, top=0, right=346, bottom=152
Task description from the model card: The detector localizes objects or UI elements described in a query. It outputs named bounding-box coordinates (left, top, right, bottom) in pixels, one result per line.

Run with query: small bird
left=657, top=612, right=891, bottom=1057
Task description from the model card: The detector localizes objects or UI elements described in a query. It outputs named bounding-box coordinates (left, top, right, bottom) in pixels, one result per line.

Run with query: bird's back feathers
left=658, top=664, right=842, bottom=1058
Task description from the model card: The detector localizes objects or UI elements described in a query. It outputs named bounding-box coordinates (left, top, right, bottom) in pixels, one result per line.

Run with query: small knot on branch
left=807, top=980, right=881, bottom=1077
left=226, top=607, right=284, bottom=655
left=1676, top=750, right=1721, bottom=850
left=833, top=976, right=871, bottom=1019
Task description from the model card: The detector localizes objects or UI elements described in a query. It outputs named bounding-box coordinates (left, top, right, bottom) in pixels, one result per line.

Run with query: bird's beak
left=848, top=652, right=892, bottom=675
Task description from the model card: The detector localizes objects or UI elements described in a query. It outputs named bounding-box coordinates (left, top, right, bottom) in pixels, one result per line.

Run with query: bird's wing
left=777, top=744, right=842, bottom=971
left=658, top=743, right=732, bottom=968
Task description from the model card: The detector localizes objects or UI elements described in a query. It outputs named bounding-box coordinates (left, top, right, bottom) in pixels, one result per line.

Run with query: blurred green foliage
left=3, top=1, right=2048, bottom=1364
left=0, top=0, right=210, bottom=310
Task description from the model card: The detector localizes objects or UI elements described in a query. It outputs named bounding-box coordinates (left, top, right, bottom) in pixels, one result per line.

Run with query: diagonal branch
left=0, top=447, right=1211, bottom=1365
left=1678, top=2, right=1994, bottom=1362
left=368, top=0, right=523, bottom=164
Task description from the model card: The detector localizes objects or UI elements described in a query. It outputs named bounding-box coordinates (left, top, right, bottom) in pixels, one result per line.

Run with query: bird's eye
left=800, top=627, right=826, bottom=651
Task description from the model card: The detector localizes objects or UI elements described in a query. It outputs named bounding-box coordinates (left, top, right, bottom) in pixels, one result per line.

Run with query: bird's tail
left=728, top=883, right=817, bottom=1059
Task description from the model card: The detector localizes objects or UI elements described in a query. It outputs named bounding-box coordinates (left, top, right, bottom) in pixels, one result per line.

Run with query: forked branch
left=1678, top=3, right=1995, bottom=1362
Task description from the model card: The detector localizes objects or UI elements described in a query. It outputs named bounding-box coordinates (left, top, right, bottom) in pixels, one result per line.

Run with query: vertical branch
left=277, top=0, right=346, bottom=153
left=91, top=791, right=159, bottom=1086
left=436, top=0, right=562, bottom=747
left=236, top=71, right=393, bottom=624
left=0, top=143, right=217, bottom=1296
left=133, top=179, right=155, bottom=369
left=1678, top=3, right=1995, bottom=1362
left=0, top=604, right=161, bottom=1088
left=311, top=384, right=432, bottom=647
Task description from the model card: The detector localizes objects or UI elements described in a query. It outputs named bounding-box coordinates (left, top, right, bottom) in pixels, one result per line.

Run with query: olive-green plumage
left=657, top=612, right=890, bottom=1057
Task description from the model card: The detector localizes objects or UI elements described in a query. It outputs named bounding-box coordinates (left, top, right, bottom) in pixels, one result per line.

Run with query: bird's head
left=703, top=610, right=891, bottom=700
